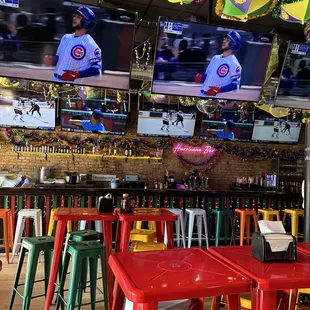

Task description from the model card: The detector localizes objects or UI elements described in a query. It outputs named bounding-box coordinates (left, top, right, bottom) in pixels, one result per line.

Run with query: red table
left=44, top=208, right=117, bottom=310
left=209, top=246, right=310, bottom=310
left=115, top=208, right=178, bottom=252
left=109, top=248, right=251, bottom=310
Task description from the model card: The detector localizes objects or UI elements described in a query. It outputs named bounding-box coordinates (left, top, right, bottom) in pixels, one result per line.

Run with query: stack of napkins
left=258, top=220, right=293, bottom=252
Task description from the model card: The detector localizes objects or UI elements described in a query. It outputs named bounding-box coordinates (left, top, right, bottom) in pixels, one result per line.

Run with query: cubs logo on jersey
left=94, top=48, right=101, bottom=59
left=217, top=64, right=230, bottom=78
left=71, top=44, right=86, bottom=60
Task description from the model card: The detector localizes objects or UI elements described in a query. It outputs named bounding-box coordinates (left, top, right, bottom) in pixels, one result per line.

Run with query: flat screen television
left=0, top=0, right=136, bottom=90
left=251, top=109, right=301, bottom=144
left=275, top=42, right=310, bottom=110
left=151, top=18, right=274, bottom=101
left=61, top=93, right=127, bottom=135
left=200, top=102, right=255, bottom=141
left=0, top=78, right=56, bottom=130
left=137, top=102, right=196, bottom=138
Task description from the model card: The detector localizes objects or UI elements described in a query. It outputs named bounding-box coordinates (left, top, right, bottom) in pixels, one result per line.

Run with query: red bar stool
left=0, top=209, right=14, bottom=263
left=233, top=209, right=258, bottom=246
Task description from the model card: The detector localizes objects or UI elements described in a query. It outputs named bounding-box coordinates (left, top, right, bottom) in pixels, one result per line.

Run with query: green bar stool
left=9, top=236, right=55, bottom=310
left=212, top=209, right=236, bottom=246
left=56, top=241, right=108, bottom=310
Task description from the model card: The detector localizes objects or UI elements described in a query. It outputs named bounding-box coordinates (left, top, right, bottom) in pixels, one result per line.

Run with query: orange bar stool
left=0, top=209, right=14, bottom=263
left=233, top=209, right=258, bottom=246
left=257, top=209, right=280, bottom=221
left=283, top=209, right=304, bottom=239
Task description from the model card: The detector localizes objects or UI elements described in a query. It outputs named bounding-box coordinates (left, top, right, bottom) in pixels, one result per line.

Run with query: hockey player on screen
left=173, top=111, right=184, bottom=128
left=161, top=113, right=170, bottom=132
left=27, top=101, right=41, bottom=117
left=13, top=100, right=26, bottom=122
left=195, top=31, right=242, bottom=97
left=43, top=6, right=102, bottom=83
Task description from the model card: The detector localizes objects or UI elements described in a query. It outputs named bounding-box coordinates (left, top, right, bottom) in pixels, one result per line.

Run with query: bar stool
left=283, top=209, right=304, bottom=239
left=185, top=208, right=209, bottom=248
left=9, top=236, right=55, bottom=310
left=124, top=299, right=191, bottom=310
left=211, top=209, right=235, bottom=246
left=56, top=241, right=108, bottom=310
left=133, top=242, right=166, bottom=252
left=10, top=209, right=43, bottom=263
left=130, top=229, right=156, bottom=243
left=47, top=209, right=72, bottom=236
left=0, top=209, right=14, bottom=263
left=234, top=209, right=258, bottom=246
left=257, top=209, right=280, bottom=221
left=212, top=293, right=251, bottom=310
left=164, top=208, right=186, bottom=248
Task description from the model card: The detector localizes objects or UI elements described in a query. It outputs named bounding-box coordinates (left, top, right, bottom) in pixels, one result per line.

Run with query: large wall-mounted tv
left=0, top=0, right=136, bottom=90
left=200, top=102, right=255, bottom=141
left=0, top=78, right=56, bottom=130
left=151, top=18, right=274, bottom=101
left=137, top=102, right=196, bottom=138
left=275, top=42, right=310, bottom=110
left=61, top=93, right=127, bottom=135
left=251, top=109, right=301, bottom=144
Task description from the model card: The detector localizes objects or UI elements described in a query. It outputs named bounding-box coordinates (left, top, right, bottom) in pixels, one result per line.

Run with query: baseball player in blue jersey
left=43, top=6, right=102, bottom=83
left=195, top=31, right=242, bottom=98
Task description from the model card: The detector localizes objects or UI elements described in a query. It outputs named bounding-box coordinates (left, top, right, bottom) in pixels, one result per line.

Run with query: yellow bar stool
left=47, top=209, right=72, bottom=236
left=282, top=209, right=304, bottom=239
left=133, top=221, right=156, bottom=230
left=130, top=229, right=156, bottom=243
left=212, top=293, right=251, bottom=309
left=133, top=242, right=166, bottom=252
left=257, top=209, right=280, bottom=221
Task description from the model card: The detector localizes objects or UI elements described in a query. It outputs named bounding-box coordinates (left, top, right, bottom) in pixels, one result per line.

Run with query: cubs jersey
left=53, top=33, right=102, bottom=83
left=201, top=54, right=241, bottom=98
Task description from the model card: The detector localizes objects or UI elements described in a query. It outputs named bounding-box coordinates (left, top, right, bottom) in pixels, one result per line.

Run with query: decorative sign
left=173, top=143, right=217, bottom=156
left=0, top=0, right=19, bottom=8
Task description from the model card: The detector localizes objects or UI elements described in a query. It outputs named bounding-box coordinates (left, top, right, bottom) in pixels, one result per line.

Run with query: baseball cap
left=226, top=119, right=235, bottom=128
left=92, top=109, right=104, bottom=119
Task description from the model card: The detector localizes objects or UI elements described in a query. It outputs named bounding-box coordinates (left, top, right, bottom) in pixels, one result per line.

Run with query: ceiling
left=97, top=0, right=305, bottom=45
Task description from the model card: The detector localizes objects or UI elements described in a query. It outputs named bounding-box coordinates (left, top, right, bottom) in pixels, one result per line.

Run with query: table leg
left=102, top=220, right=113, bottom=310
left=120, top=221, right=132, bottom=253
left=166, top=221, right=174, bottom=249
left=227, top=294, right=240, bottom=310
left=133, top=303, right=158, bottom=310
left=190, top=298, right=204, bottom=310
left=115, top=221, right=122, bottom=253
left=112, top=281, right=125, bottom=310
left=258, top=290, right=277, bottom=310
left=156, top=222, right=164, bottom=243
left=44, top=220, right=67, bottom=310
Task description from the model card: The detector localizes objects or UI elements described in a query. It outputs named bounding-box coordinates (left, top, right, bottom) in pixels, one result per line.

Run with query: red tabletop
left=117, top=208, right=178, bottom=221
left=109, top=248, right=250, bottom=304
left=297, top=242, right=310, bottom=255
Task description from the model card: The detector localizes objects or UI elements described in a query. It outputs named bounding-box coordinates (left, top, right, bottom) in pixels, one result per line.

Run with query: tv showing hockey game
left=0, top=0, right=136, bottom=90
left=200, top=102, right=255, bottom=141
left=251, top=109, right=301, bottom=144
left=0, top=80, right=56, bottom=130
left=61, top=94, right=127, bottom=135
left=137, top=102, right=196, bottom=138
left=275, top=42, right=310, bottom=110
left=152, top=18, right=274, bottom=101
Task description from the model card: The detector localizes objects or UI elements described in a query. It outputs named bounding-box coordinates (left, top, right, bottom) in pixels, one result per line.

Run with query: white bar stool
left=124, top=299, right=191, bottom=310
left=10, top=209, right=43, bottom=263
left=185, top=208, right=209, bottom=249
left=164, top=208, right=186, bottom=248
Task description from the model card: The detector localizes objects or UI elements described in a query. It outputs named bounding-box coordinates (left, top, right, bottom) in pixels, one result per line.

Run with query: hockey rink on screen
left=138, top=114, right=196, bottom=137
left=0, top=103, right=56, bottom=128
left=252, top=121, right=301, bottom=143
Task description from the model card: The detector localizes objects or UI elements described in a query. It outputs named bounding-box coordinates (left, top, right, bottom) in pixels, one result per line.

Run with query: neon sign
left=173, top=143, right=217, bottom=156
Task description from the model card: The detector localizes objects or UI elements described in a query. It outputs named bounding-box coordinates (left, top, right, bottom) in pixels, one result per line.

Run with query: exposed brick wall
left=0, top=102, right=305, bottom=190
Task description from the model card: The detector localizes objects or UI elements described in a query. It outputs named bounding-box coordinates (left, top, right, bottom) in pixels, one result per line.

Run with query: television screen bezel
left=0, top=0, right=137, bottom=91
left=274, top=40, right=310, bottom=110
left=151, top=16, right=275, bottom=102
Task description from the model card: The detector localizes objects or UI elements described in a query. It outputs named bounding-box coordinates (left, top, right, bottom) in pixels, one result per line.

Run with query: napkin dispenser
left=98, top=194, right=115, bottom=213
left=251, top=232, right=296, bottom=262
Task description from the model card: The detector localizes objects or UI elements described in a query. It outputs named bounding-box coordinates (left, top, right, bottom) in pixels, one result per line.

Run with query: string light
left=134, top=40, right=152, bottom=71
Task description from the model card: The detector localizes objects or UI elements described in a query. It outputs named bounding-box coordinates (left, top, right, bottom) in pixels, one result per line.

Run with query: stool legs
left=56, top=251, right=71, bottom=310
left=89, top=257, right=98, bottom=310
left=203, top=213, right=209, bottom=249
left=215, top=214, right=222, bottom=247
left=291, top=215, right=298, bottom=238
left=67, top=253, right=81, bottom=310
left=197, top=216, right=202, bottom=247
left=187, top=213, right=195, bottom=248
left=34, top=210, right=43, bottom=237
left=175, top=218, right=180, bottom=248
left=3, top=211, right=10, bottom=263
left=11, top=213, right=26, bottom=263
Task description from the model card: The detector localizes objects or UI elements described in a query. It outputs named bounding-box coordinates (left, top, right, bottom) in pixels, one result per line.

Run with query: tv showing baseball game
left=61, top=94, right=127, bottom=135
left=0, top=79, right=56, bottom=130
left=251, top=109, right=301, bottom=144
left=0, top=0, right=136, bottom=90
left=137, top=102, right=196, bottom=138
left=275, top=42, right=310, bottom=110
left=200, top=102, right=255, bottom=141
left=152, top=18, right=274, bottom=101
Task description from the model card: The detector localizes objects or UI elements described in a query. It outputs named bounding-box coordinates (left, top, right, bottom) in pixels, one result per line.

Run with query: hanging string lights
left=134, top=41, right=152, bottom=71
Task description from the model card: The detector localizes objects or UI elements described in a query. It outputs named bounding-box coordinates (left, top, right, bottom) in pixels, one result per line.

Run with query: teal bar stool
left=9, top=236, right=55, bottom=310
left=56, top=241, right=108, bottom=310
left=212, top=209, right=236, bottom=246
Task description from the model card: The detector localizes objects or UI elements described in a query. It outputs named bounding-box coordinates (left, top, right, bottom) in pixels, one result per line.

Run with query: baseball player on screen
left=43, top=6, right=102, bottom=83
left=195, top=31, right=242, bottom=98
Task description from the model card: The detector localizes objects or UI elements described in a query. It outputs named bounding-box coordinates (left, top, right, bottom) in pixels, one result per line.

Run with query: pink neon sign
left=173, top=143, right=217, bottom=156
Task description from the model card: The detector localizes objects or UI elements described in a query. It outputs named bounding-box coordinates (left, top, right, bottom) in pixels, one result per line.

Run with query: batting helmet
left=226, top=30, right=242, bottom=52
left=76, top=6, right=96, bottom=31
